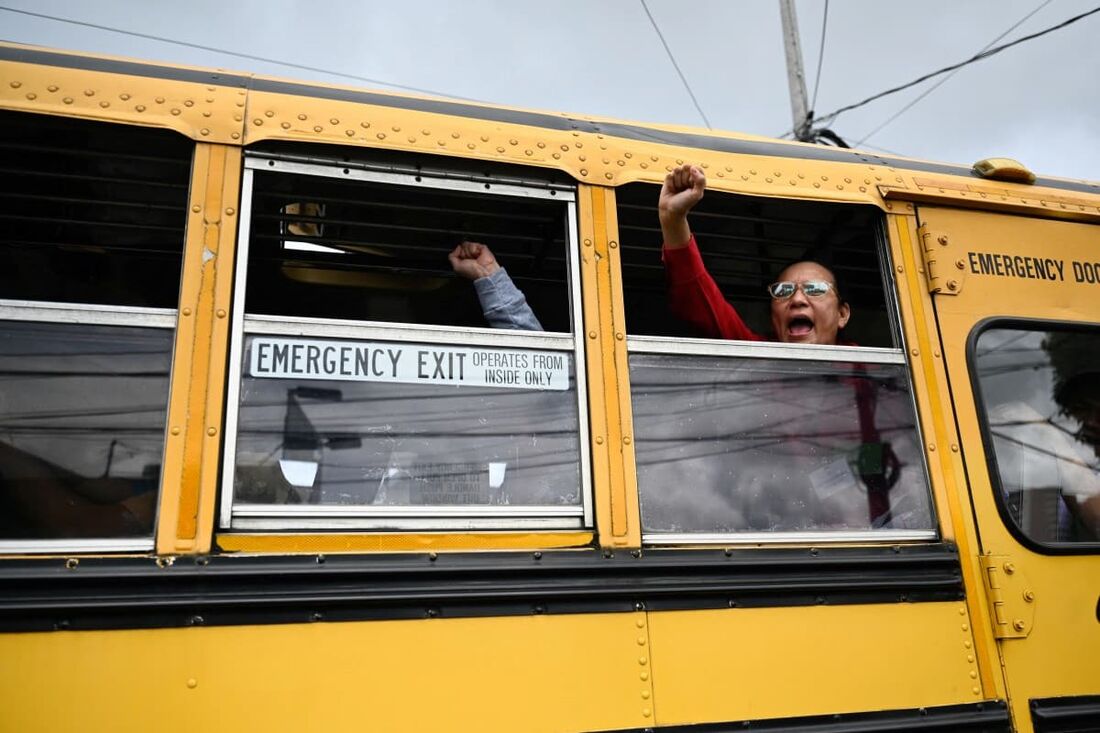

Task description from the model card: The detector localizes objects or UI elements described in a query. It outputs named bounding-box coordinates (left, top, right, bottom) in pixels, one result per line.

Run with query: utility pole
left=778, top=0, right=811, bottom=141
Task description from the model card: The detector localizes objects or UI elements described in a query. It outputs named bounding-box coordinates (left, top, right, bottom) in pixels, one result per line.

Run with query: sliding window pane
left=0, top=321, right=171, bottom=539
left=631, top=354, right=933, bottom=535
left=233, top=335, right=581, bottom=509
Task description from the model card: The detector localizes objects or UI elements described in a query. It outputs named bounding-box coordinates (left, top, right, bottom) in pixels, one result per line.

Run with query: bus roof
left=3, top=41, right=1098, bottom=212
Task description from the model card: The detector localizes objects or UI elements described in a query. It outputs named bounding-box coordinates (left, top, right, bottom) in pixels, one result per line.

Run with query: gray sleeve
left=472, top=268, right=544, bottom=331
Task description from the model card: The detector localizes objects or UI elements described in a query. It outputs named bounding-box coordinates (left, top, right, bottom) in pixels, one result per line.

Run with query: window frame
left=968, top=316, right=1100, bottom=555
left=219, top=153, right=592, bottom=531
left=0, top=299, right=178, bottom=554
left=625, top=205, right=938, bottom=545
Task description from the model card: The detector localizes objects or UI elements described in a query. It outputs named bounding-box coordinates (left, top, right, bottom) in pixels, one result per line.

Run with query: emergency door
left=917, top=204, right=1100, bottom=732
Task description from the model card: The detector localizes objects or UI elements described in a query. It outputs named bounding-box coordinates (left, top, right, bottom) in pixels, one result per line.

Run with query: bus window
left=617, top=182, right=896, bottom=347
left=973, top=324, right=1100, bottom=546
left=616, top=182, right=935, bottom=543
left=242, top=146, right=573, bottom=332
left=0, top=111, right=191, bottom=549
left=222, top=150, right=589, bottom=531
left=0, top=111, right=190, bottom=308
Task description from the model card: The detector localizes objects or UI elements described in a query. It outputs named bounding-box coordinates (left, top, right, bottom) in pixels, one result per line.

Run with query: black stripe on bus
left=0, top=544, right=961, bottom=632
left=592, top=701, right=1010, bottom=733
left=1030, top=695, right=1100, bottom=732
left=0, top=44, right=249, bottom=87
left=3, top=45, right=1098, bottom=196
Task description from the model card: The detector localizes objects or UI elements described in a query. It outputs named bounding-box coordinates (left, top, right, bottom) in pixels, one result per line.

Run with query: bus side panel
left=648, top=602, right=980, bottom=725
left=0, top=613, right=653, bottom=733
left=914, top=205, right=1100, bottom=732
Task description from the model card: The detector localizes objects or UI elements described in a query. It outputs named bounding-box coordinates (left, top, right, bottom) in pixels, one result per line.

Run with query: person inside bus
left=1039, top=331, right=1100, bottom=538
left=659, top=163, right=851, bottom=345
left=448, top=240, right=542, bottom=331
left=657, top=165, right=909, bottom=529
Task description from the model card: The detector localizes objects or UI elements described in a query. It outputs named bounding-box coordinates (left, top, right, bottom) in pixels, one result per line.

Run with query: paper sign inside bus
left=249, top=337, right=569, bottom=391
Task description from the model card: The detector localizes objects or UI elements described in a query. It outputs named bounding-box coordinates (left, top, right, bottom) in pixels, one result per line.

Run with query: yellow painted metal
left=591, top=189, right=624, bottom=540
left=0, top=611, right=654, bottom=732
left=578, top=186, right=641, bottom=548
left=157, top=145, right=241, bottom=555
left=602, top=189, right=643, bottom=547
left=885, top=210, right=960, bottom=547
left=881, top=180, right=1100, bottom=224
left=918, top=205, right=1100, bottom=730
left=0, top=44, right=244, bottom=143
left=886, top=213, right=1004, bottom=699
left=239, top=87, right=913, bottom=198
left=578, top=186, right=613, bottom=546
left=216, top=531, right=593, bottom=553
left=647, top=602, right=983, bottom=726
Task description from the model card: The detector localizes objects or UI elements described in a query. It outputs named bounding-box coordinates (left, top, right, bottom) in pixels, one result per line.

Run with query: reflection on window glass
left=631, top=355, right=934, bottom=534
left=234, top=336, right=581, bottom=508
left=975, top=327, right=1100, bottom=544
left=0, top=321, right=171, bottom=539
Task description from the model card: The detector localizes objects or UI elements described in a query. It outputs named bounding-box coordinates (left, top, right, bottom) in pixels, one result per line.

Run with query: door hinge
left=917, top=223, right=967, bottom=296
left=980, top=554, right=1035, bottom=639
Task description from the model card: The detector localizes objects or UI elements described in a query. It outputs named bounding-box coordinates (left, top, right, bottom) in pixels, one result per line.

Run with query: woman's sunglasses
left=766, top=280, right=835, bottom=300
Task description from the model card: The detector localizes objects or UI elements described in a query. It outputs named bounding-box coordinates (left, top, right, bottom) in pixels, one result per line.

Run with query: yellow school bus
left=0, top=42, right=1097, bottom=733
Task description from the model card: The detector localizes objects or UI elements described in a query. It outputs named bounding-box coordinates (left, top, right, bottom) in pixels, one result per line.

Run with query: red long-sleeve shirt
left=662, top=235, right=765, bottom=342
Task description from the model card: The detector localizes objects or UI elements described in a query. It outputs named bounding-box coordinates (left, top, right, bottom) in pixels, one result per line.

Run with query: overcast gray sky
left=3, top=0, right=1098, bottom=181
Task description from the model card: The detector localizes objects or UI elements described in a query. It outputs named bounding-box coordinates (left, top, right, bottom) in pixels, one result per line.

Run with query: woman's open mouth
left=787, top=315, right=814, bottom=338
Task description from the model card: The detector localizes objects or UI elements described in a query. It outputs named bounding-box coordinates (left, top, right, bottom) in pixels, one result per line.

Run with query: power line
left=0, top=5, right=489, bottom=103
left=855, top=0, right=1053, bottom=146
left=809, top=0, right=829, bottom=114
left=640, top=0, right=713, bottom=129
left=816, top=5, right=1100, bottom=127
